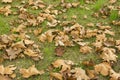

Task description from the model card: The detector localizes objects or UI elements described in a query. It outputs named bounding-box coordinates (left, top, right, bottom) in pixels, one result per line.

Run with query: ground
left=0, top=0, right=120, bottom=80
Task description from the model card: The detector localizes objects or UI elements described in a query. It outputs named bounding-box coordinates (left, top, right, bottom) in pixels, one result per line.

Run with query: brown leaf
left=94, top=62, right=111, bottom=76
left=6, top=48, right=22, bottom=60
left=109, top=0, right=117, bottom=4
left=11, top=41, right=26, bottom=48
left=0, top=5, right=12, bottom=16
left=55, top=46, right=65, bottom=56
left=24, top=49, right=39, bottom=57
left=24, top=39, right=34, bottom=45
left=71, top=2, right=80, bottom=7
left=2, top=0, right=12, bottom=3
left=52, top=59, right=73, bottom=72
left=20, top=65, right=44, bottom=78
left=100, top=47, right=118, bottom=62
left=110, top=69, right=120, bottom=80
left=0, top=75, right=11, bottom=80
left=50, top=72, right=63, bottom=80
left=0, top=34, right=12, bottom=44
left=116, top=40, right=120, bottom=45
left=33, top=28, right=42, bottom=36
left=82, top=59, right=94, bottom=66
left=87, top=69, right=97, bottom=79
left=98, top=26, right=111, bottom=30
left=0, top=65, right=16, bottom=75
left=80, top=46, right=92, bottom=54
left=70, top=68, right=90, bottom=80
left=86, top=23, right=94, bottom=27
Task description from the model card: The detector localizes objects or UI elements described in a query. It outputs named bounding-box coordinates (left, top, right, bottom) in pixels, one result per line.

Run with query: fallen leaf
left=98, top=26, right=111, bottom=30
left=94, top=62, right=111, bottom=76
left=116, top=40, right=120, bottom=45
left=33, top=28, right=42, bottom=36
left=50, top=72, right=63, bottom=80
left=0, top=65, right=16, bottom=75
left=87, top=69, right=97, bottom=79
left=110, top=69, right=120, bottom=80
left=20, top=65, right=44, bottom=78
left=80, top=46, right=92, bottom=54
left=52, top=59, right=73, bottom=72
left=24, top=49, right=39, bottom=57
left=82, top=59, right=94, bottom=66
left=109, top=0, right=117, bottom=4
left=0, top=5, right=12, bottom=16
left=86, top=23, right=94, bottom=27
left=24, top=39, right=34, bottom=45
left=0, top=75, right=11, bottom=80
left=11, top=40, right=26, bottom=48
left=6, top=48, right=22, bottom=60
left=2, top=0, right=12, bottom=3
left=71, top=68, right=90, bottom=80
left=100, top=47, right=118, bottom=62
left=55, top=46, right=65, bottom=56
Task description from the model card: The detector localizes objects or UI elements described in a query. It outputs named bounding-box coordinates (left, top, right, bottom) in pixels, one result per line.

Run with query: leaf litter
left=0, top=0, right=120, bottom=79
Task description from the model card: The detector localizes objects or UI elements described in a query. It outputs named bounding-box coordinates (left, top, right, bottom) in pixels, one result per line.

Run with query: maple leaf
left=0, top=65, right=16, bottom=75
left=52, top=59, right=73, bottom=72
left=6, top=48, right=22, bottom=60
left=94, top=62, right=111, bottom=76
left=100, top=47, right=118, bottom=62
left=20, top=65, right=44, bottom=78
left=71, top=68, right=90, bottom=80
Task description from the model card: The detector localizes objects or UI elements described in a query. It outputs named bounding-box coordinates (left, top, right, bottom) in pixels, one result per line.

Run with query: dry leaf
left=71, top=68, right=90, bottom=80
left=0, top=75, right=11, bottom=80
left=6, top=48, right=22, bottom=60
left=116, top=45, right=120, bottom=51
left=71, top=2, right=80, bottom=7
left=86, top=23, right=94, bottom=27
left=82, top=59, right=94, bottom=66
left=96, top=34, right=107, bottom=42
left=87, top=69, right=97, bottom=79
left=0, top=65, right=16, bottom=75
left=33, top=28, right=42, bottom=36
left=11, top=41, right=26, bottom=48
left=24, top=49, right=39, bottom=57
left=80, top=46, right=92, bottom=54
left=98, top=26, right=111, bottom=30
left=2, top=0, right=12, bottom=3
left=116, top=40, right=120, bottom=45
left=0, top=5, right=12, bottom=16
left=104, top=29, right=115, bottom=36
left=55, top=46, right=65, bottom=56
left=0, top=34, right=12, bottom=44
left=109, top=0, right=117, bottom=4
left=94, top=62, right=111, bottom=76
left=110, top=69, right=120, bottom=80
left=24, top=39, right=34, bottom=45
left=100, top=47, right=118, bottom=62
left=52, top=59, right=73, bottom=72
left=20, top=65, right=44, bottom=78
left=50, top=72, right=63, bottom=80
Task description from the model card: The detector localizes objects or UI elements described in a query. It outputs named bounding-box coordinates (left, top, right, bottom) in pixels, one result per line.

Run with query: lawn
left=0, top=0, right=120, bottom=80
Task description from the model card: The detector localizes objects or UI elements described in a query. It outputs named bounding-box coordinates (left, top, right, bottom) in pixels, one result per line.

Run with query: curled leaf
left=20, top=65, right=44, bottom=78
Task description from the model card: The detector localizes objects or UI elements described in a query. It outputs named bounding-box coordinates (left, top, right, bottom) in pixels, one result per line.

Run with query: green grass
left=0, top=0, right=120, bottom=80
